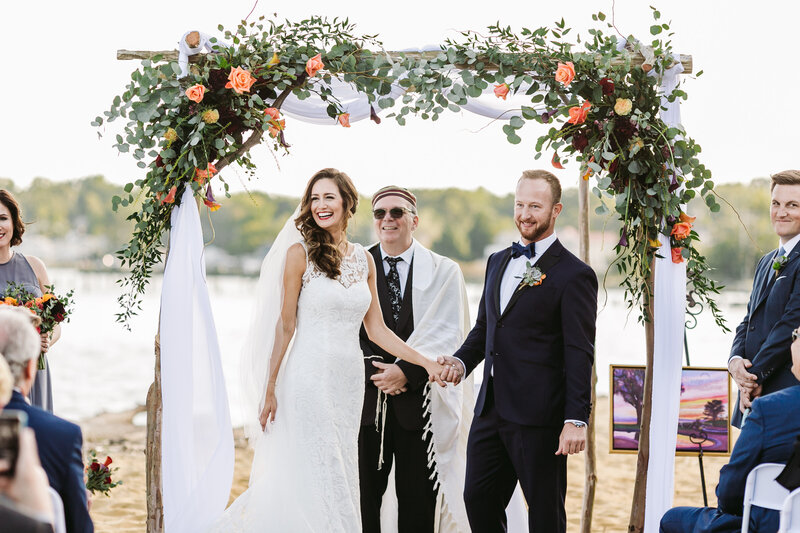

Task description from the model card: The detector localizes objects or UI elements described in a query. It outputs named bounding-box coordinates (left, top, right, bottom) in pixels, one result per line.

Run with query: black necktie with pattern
left=385, top=256, right=403, bottom=323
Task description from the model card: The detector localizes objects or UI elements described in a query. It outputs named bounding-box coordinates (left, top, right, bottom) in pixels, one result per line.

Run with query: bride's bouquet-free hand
left=0, top=282, right=74, bottom=369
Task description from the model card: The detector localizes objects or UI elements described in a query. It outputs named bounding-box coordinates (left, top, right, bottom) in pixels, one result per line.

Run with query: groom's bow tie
left=511, top=242, right=534, bottom=259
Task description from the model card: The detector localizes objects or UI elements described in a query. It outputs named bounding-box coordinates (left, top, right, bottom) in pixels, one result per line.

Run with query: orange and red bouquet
left=1, top=283, right=74, bottom=369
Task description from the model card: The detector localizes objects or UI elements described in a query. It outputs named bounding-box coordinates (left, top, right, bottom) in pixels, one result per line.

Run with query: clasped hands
left=425, top=355, right=465, bottom=385
left=729, top=358, right=761, bottom=413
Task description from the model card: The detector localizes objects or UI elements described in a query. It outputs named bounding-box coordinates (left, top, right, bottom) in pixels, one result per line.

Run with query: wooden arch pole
left=577, top=175, right=597, bottom=533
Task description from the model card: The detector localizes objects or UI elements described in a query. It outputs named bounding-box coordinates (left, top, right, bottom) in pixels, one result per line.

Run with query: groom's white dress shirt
left=379, top=243, right=415, bottom=297
left=498, top=233, right=558, bottom=313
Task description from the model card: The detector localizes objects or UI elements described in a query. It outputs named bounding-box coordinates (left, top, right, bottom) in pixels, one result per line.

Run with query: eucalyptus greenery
left=98, top=8, right=725, bottom=330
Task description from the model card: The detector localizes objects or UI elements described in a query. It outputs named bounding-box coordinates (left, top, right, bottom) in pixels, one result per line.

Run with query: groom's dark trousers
left=730, top=247, right=800, bottom=428
left=358, top=244, right=437, bottom=533
left=454, top=240, right=597, bottom=533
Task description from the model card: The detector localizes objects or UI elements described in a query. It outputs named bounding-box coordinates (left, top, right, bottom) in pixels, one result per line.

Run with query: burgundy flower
left=614, top=118, right=637, bottom=142
left=278, top=130, right=290, bottom=148
left=208, top=69, right=229, bottom=91
left=668, top=172, right=680, bottom=193
left=618, top=227, right=628, bottom=247
left=155, top=155, right=165, bottom=168
left=105, top=477, right=112, bottom=484
left=369, top=105, right=381, bottom=125
left=661, top=144, right=673, bottom=161
left=608, top=159, right=619, bottom=174
left=90, top=463, right=100, bottom=472
left=571, top=132, right=589, bottom=152
left=599, top=77, right=615, bottom=96
left=540, top=109, right=559, bottom=123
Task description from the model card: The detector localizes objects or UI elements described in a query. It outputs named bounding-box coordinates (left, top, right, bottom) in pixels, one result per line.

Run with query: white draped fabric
left=644, top=59, right=687, bottom=533
left=160, top=189, right=234, bottom=533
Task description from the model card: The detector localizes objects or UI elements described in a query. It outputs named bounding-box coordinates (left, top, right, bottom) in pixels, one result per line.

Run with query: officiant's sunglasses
left=372, top=207, right=415, bottom=219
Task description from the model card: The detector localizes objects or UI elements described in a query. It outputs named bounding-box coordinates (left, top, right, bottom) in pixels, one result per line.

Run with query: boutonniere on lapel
left=773, top=254, right=789, bottom=276
left=517, top=261, right=546, bottom=290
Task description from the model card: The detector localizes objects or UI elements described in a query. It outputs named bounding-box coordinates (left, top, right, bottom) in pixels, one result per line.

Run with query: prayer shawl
left=379, top=239, right=473, bottom=533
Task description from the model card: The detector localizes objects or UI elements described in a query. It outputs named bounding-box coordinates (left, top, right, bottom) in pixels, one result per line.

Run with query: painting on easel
left=610, top=365, right=731, bottom=456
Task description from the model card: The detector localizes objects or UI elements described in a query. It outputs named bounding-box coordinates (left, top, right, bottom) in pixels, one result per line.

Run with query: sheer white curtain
left=160, top=189, right=234, bottom=533
left=645, top=60, right=687, bottom=533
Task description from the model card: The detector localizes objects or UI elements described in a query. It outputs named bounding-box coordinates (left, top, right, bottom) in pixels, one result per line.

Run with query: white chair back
left=48, top=487, right=66, bottom=533
left=780, top=487, right=800, bottom=533
left=743, top=463, right=790, bottom=533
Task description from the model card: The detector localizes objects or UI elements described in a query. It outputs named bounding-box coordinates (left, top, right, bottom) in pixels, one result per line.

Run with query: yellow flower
left=164, top=128, right=178, bottom=143
left=630, top=137, right=644, bottom=151
left=201, top=109, right=220, bottom=124
left=268, top=52, right=280, bottom=67
left=648, top=238, right=662, bottom=248
left=614, top=98, right=633, bottom=116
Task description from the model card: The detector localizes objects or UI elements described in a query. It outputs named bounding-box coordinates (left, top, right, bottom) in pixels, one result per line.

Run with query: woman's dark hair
left=295, top=168, right=359, bottom=279
left=0, top=190, right=25, bottom=246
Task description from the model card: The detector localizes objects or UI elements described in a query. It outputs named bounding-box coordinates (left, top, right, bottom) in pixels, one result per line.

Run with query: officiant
left=359, top=186, right=473, bottom=533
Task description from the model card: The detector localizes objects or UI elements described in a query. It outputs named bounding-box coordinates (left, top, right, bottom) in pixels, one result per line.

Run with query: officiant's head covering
left=372, top=186, right=417, bottom=211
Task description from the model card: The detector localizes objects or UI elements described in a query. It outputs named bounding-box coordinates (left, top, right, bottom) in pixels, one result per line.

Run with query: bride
left=210, top=168, right=447, bottom=532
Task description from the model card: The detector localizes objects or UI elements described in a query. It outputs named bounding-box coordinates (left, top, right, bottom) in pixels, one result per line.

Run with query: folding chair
left=780, top=487, right=800, bottom=533
left=743, top=463, right=790, bottom=533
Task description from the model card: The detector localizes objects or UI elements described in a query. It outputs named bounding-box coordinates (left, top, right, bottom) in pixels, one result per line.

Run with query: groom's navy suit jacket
left=731, top=247, right=800, bottom=427
left=454, top=239, right=597, bottom=426
left=5, top=390, right=93, bottom=533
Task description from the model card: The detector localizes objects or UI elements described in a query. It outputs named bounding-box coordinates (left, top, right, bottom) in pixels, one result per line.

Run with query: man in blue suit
left=440, top=169, right=597, bottom=533
left=660, top=325, right=800, bottom=532
left=0, top=307, right=94, bottom=533
left=729, top=170, right=800, bottom=428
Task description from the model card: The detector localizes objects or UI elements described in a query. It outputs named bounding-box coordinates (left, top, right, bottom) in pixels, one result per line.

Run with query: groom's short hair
left=518, top=170, right=562, bottom=205
left=771, top=170, right=800, bottom=191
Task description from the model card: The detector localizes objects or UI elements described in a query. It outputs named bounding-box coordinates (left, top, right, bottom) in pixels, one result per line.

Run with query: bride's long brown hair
left=295, top=168, right=359, bottom=279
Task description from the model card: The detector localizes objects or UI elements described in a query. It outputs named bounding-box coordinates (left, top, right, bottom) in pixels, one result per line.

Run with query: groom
left=440, top=170, right=597, bottom=533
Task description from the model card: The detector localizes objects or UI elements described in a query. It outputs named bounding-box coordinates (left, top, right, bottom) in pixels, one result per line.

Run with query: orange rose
left=185, top=84, right=206, bottom=103
left=264, top=107, right=280, bottom=121
left=671, top=247, right=684, bottom=264
left=338, top=113, right=351, bottom=128
left=555, top=61, right=576, bottom=87
left=494, top=83, right=510, bottom=100
left=225, top=67, right=256, bottom=94
left=567, top=101, right=591, bottom=125
left=160, top=186, right=177, bottom=205
left=679, top=212, right=696, bottom=224
left=670, top=221, right=692, bottom=240
left=194, top=163, right=218, bottom=185
left=305, top=53, right=325, bottom=77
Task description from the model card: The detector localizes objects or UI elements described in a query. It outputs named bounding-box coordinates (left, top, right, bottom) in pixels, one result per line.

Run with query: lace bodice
left=300, top=242, right=369, bottom=289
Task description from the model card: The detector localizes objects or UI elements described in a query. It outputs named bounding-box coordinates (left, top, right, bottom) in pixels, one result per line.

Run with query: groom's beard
left=516, top=217, right=553, bottom=243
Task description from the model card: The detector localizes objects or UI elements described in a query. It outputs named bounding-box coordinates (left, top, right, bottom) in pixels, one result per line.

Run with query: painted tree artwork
left=611, top=366, right=730, bottom=455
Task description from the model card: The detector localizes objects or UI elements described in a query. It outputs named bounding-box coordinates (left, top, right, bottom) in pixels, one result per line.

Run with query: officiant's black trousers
left=358, top=403, right=437, bottom=533
left=464, top=380, right=567, bottom=533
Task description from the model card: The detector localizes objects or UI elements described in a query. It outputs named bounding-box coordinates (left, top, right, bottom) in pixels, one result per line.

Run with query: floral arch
left=100, top=9, right=720, bottom=533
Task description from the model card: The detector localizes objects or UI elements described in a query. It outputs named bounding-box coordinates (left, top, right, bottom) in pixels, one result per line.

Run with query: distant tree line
left=0, top=175, right=777, bottom=282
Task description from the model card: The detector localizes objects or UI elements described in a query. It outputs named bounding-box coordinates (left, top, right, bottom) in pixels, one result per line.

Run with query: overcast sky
left=2, top=0, right=797, bottom=198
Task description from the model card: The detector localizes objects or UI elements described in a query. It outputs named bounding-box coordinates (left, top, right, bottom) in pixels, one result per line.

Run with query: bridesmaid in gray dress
left=0, top=190, right=59, bottom=412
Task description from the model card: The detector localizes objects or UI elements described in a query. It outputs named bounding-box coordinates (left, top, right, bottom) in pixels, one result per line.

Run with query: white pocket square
left=776, top=275, right=787, bottom=281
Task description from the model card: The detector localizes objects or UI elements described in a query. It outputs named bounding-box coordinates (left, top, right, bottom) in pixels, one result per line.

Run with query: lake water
left=44, top=270, right=749, bottom=426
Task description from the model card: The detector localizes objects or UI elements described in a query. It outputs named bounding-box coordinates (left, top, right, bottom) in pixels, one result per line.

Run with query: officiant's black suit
left=454, top=240, right=597, bottom=533
left=730, top=246, right=800, bottom=428
left=358, top=244, right=436, bottom=533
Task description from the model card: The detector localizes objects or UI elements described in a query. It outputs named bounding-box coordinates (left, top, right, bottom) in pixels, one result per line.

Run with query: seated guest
left=0, top=307, right=93, bottom=533
left=0, top=354, right=55, bottom=532
left=660, top=326, right=800, bottom=533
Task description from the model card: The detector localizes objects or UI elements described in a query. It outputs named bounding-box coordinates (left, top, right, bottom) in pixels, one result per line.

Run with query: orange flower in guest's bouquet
left=494, top=83, right=510, bottom=100
left=671, top=247, right=684, bottom=264
left=338, top=113, right=351, bottom=128
left=225, top=67, right=256, bottom=94
left=194, top=163, right=218, bottom=185
left=185, top=84, right=206, bottom=103
left=3, top=297, right=18, bottom=306
left=671, top=222, right=692, bottom=240
left=567, top=101, right=591, bottom=125
left=679, top=212, right=696, bottom=224
left=555, top=62, right=575, bottom=87
left=305, top=53, right=325, bottom=77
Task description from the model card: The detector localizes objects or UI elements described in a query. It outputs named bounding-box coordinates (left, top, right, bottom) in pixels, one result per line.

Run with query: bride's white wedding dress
left=210, top=243, right=371, bottom=532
